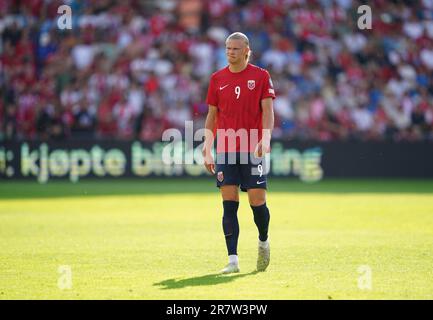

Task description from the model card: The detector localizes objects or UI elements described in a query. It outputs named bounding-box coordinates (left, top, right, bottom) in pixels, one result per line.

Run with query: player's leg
left=248, top=188, right=270, bottom=242
left=248, top=188, right=271, bottom=271
left=241, top=155, right=271, bottom=244
left=241, top=153, right=271, bottom=272
left=220, top=185, right=240, bottom=274
left=215, top=154, right=242, bottom=274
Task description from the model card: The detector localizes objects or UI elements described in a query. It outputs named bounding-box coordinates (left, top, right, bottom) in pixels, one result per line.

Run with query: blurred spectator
left=113, top=93, right=137, bottom=139
left=1, top=0, right=433, bottom=143
left=4, top=104, right=17, bottom=140
left=71, top=97, right=96, bottom=138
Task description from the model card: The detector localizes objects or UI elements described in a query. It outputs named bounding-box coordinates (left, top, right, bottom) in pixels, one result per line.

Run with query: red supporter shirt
left=206, top=63, right=275, bottom=153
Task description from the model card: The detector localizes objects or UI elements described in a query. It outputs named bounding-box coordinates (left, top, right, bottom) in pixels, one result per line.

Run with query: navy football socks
left=222, top=200, right=240, bottom=256
left=251, top=203, right=270, bottom=241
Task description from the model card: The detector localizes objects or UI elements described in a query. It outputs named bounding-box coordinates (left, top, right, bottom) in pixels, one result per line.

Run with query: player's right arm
left=202, top=105, right=217, bottom=174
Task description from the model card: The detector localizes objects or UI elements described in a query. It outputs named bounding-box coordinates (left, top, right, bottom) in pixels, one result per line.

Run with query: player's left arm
left=255, top=97, right=274, bottom=157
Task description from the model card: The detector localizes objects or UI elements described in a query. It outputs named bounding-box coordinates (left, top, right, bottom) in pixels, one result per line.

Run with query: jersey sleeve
left=261, top=70, right=276, bottom=100
left=206, top=74, right=218, bottom=107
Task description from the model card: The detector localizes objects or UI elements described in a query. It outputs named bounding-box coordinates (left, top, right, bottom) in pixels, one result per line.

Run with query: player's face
left=226, top=39, right=249, bottom=65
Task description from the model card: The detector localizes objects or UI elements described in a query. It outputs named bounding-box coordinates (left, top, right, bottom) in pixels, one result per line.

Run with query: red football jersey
left=206, top=63, right=275, bottom=153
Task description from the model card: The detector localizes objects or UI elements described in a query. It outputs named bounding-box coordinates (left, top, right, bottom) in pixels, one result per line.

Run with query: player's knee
left=248, top=189, right=266, bottom=206
left=223, top=195, right=239, bottom=202
left=221, top=186, right=239, bottom=202
left=250, top=199, right=265, bottom=207
left=249, top=195, right=266, bottom=207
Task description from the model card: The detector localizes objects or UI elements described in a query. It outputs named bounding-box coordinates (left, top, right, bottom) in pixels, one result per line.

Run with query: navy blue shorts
left=215, top=153, right=268, bottom=192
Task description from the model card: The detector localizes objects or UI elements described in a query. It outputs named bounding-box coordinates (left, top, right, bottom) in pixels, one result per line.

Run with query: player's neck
left=228, top=61, right=248, bottom=73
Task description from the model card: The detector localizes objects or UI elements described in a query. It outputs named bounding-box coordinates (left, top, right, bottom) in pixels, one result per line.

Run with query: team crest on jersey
left=217, top=171, right=224, bottom=182
left=247, top=80, right=255, bottom=90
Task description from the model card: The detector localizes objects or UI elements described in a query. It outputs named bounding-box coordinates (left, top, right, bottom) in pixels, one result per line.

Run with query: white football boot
left=220, top=263, right=240, bottom=274
left=257, top=240, right=270, bottom=271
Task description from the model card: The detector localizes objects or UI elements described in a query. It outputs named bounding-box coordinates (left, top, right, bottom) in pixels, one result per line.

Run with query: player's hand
left=254, top=139, right=271, bottom=158
left=202, top=147, right=215, bottom=174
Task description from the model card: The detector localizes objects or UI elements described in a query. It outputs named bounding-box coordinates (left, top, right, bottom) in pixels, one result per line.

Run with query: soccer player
left=202, top=32, right=275, bottom=274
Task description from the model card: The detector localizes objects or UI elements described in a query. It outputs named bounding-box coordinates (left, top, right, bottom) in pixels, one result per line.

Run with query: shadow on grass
left=153, top=271, right=259, bottom=290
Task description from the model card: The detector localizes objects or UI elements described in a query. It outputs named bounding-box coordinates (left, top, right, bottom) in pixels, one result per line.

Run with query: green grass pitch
left=1, top=178, right=433, bottom=299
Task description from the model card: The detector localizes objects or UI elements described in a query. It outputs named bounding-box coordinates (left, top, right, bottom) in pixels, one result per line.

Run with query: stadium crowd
left=1, top=0, right=433, bottom=142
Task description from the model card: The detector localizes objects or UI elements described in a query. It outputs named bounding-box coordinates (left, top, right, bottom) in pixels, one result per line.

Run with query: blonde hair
left=226, top=32, right=251, bottom=62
